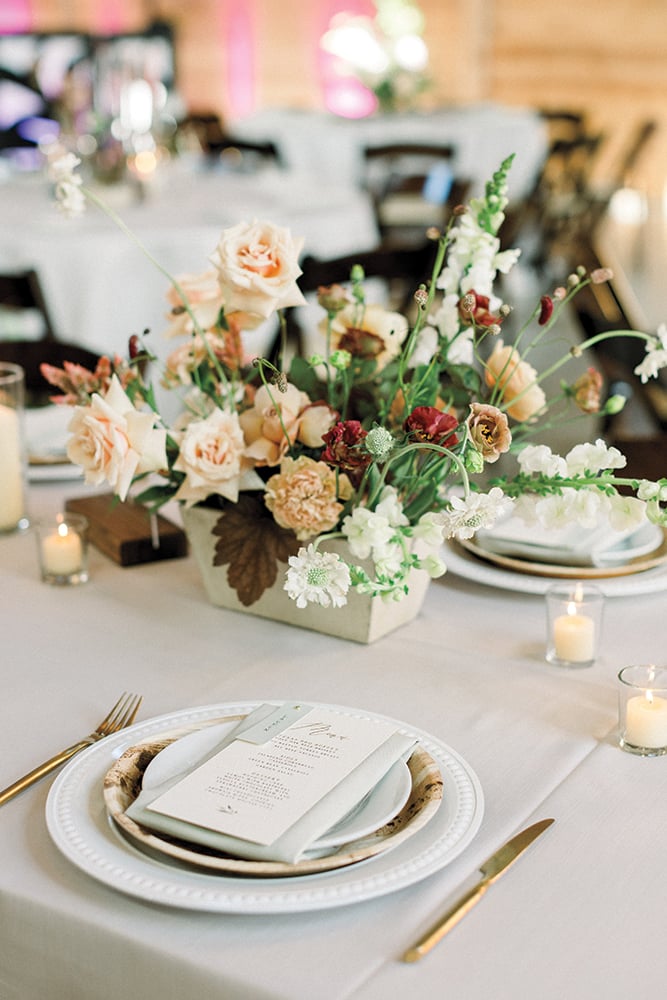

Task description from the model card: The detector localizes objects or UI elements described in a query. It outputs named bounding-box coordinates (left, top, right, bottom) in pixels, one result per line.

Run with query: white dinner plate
left=444, top=540, right=667, bottom=597
left=46, top=701, right=484, bottom=914
left=140, top=721, right=413, bottom=851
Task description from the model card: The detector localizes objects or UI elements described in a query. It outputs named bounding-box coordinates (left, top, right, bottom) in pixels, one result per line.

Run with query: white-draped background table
left=0, top=159, right=380, bottom=363
left=1, top=479, right=665, bottom=1000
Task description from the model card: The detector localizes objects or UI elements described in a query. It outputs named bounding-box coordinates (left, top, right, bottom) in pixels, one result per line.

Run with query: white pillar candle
left=0, top=403, right=25, bottom=532
left=553, top=604, right=595, bottom=663
left=42, top=522, right=83, bottom=576
left=625, top=692, right=667, bottom=749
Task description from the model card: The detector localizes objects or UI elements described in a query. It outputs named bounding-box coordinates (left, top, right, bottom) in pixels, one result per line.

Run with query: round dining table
left=0, top=158, right=380, bottom=362
left=1, top=474, right=666, bottom=1000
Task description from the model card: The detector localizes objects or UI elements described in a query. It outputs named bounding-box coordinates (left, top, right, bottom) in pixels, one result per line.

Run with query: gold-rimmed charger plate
left=103, top=718, right=443, bottom=879
left=457, top=527, right=667, bottom=580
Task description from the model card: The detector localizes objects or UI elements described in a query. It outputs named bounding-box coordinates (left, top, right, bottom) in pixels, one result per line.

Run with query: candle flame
left=567, top=601, right=577, bottom=616
left=57, top=522, right=69, bottom=538
left=646, top=690, right=654, bottom=706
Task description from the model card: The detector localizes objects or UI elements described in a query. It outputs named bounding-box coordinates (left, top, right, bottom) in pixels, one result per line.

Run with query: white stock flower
left=606, top=493, right=647, bottom=531
left=408, top=324, right=439, bottom=367
left=436, top=487, right=513, bottom=540
left=66, top=375, right=166, bottom=501
left=565, top=439, right=626, bottom=476
left=48, top=153, right=86, bottom=217
left=374, top=487, right=408, bottom=527
left=284, top=545, right=351, bottom=608
left=413, top=511, right=446, bottom=547
left=534, top=488, right=604, bottom=530
left=342, top=507, right=394, bottom=559
left=418, top=552, right=447, bottom=578
left=517, top=444, right=567, bottom=478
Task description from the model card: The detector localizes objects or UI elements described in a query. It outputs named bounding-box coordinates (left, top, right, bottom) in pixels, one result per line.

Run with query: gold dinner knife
left=402, top=817, right=555, bottom=963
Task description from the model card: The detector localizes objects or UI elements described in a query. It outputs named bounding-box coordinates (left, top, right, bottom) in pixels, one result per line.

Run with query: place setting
left=444, top=512, right=667, bottom=598
left=45, top=699, right=484, bottom=914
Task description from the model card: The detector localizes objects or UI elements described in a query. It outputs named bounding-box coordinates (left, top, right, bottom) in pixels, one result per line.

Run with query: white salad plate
left=139, top=720, right=413, bottom=851
left=46, top=701, right=484, bottom=914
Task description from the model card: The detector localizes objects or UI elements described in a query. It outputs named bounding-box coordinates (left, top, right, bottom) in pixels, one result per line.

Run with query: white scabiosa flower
left=437, top=487, right=513, bottom=540
left=284, top=546, right=351, bottom=608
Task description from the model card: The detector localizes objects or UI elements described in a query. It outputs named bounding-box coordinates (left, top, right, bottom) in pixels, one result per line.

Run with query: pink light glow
left=0, top=0, right=32, bottom=33
left=92, top=0, right=127, bottom=35
left=219, top=0, right=256, bottom=118
left=312, top=0, right=378, bottom=118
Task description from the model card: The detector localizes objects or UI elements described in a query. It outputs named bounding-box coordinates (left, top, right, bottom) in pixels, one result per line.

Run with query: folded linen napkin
left=475, top=515, right=658, bottom=567
left=126, top=704, right=416, bottom=865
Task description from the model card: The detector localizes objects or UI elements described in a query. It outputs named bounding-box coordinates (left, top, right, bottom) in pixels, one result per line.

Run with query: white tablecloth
left=0, top=161, right=379, bottom=360
left=1, top=480, right=666, bottom=1000
left=230, top=104, right=548, bottom=201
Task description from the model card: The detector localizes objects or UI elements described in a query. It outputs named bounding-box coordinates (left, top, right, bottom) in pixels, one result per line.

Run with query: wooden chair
left=0, top=269, right=101, bottom=405
left=285, top=243, right=437, bottom=356
left=361, top=143, right=468, bottom=248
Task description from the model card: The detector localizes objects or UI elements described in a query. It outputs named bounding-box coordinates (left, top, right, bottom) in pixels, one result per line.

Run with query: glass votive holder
left=0, top=362, right=28, bottom=534
left=618, top=665, right=667, bottom=756
left=545, top=581, right=604, bottom=668
left=36, top=513, right=89, bottom=586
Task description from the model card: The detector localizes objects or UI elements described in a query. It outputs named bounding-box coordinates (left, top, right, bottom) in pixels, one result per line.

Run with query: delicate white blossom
left=565, top=439, right=626, bottom=476
left=48, top=153, right=85, bottom=217
left=436, top=487, right=514, bottom=540
left=284, top=546, right=351, bottom=608
left=342, top=507, right=394, bottom=559
left=634, top=324, right=667, bottom=384
left=517, top=444, right=567, bottom=478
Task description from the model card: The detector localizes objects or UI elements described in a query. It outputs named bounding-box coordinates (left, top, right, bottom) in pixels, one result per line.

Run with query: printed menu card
left=126, top=702, right=417, bottom=862
left=146, top=703, right=408, bottom=847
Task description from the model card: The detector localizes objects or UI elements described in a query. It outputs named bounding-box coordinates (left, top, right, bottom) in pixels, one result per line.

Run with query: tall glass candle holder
left=0, top=363, right=28, bottom=533
left=618, top=665, right=667, bottom=756
left=545, top=581, right=604, bottom=668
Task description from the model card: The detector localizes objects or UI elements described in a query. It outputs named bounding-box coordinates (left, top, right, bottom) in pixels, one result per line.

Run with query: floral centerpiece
left=43, top=152, right=667, bottom=636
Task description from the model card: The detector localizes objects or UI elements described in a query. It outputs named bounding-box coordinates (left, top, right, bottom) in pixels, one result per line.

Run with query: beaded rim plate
left=45, top=701, right=484, bottom=914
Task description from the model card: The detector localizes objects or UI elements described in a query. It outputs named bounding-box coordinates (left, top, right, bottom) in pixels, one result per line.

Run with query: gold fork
left=0, top=692, right=143, bottom=806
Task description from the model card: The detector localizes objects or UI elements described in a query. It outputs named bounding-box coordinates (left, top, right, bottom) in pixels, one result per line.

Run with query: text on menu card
left=146, top=705, right=401, bottom=846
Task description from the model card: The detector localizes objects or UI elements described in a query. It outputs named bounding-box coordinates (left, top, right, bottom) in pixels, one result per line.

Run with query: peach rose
left=467, top=402, right=512, bottom=463
left=164, top=270, right=224, bottom=339
left=264, top=456, right=351, bottom=540
left=163, top=329, right=244, bottom=387
left=66, top=375, right=167, bottom=501
left=172, top=408, right=264, bottom=506
left=210, top=220, right=306, bottom=321
left=239, top=382, right=311, bottom=465
left=484, top=340, right=546, bottom=421
left=297, top=402, right=338, bottom=448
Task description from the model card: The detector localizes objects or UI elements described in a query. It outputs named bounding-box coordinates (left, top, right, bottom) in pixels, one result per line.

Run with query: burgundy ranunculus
left=321, top=420, right=371, bottom=486
left=457, top=290, right=502, bottom=328
left=404, top=406, right=459, bottom=448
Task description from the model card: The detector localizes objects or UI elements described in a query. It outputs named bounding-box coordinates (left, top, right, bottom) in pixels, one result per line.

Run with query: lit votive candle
left=37, top=514, right=89, bottom=585
left=546, top=582, right=604, bottom=668
left=618, top=665, right=667, bottom=755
